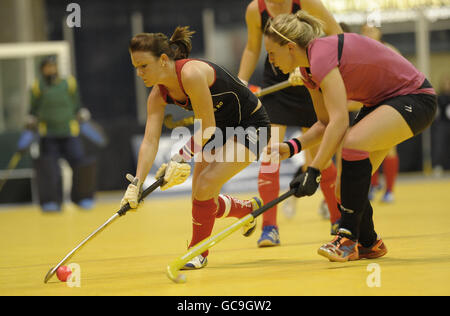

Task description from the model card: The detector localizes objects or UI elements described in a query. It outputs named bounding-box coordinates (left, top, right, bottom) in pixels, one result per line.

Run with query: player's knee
left=193, top=171, right=219, bottom=197
left=342, top=131, right=362, bottom=150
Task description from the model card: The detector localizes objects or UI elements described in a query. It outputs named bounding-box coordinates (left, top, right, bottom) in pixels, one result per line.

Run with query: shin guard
left=189, top=198, right=217, bottom=257
left=258, top=161, right=280, bottom=228
left=358, top=200, right=378, bottom=248
left=216, top=194, right=253, bottom=219
left=340, top=149, right=372, bottom=240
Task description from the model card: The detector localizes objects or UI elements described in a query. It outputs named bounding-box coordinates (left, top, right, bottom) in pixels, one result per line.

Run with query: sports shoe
left=368, top=184, right=382, bottom=201
left=242, top=197, right=263, bottom=237
left=180, top=255, right=208, bottom=270
left=257, top=225, right=280, bottom=247
left=317, top=229, right=359, bottom=262
left=358, top=239, right=388, bottom=259
left=381, top=191, right=394, bottom=203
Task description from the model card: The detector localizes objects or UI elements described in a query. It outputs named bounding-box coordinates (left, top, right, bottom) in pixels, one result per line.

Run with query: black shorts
left=354, top=92, right=437, bottom=136
left=261, top=59, right=317, bottom=128
left=205, top=106, right=271, bottom=160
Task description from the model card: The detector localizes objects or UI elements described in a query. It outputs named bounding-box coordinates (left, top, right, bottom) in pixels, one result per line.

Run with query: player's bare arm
left=238, top=0, right=263, bottom=83
left=135, top=87, right=166, bottom=181
left=301, top=0, right=343, bottom=35
left=310, top=68, right=348, bottom=170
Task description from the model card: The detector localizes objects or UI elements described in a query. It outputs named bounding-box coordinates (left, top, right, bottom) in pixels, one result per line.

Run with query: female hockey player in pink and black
left=263, top=11, right=437, bottom=262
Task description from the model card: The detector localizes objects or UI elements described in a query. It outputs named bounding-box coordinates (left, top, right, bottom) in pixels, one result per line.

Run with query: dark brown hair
left=129, top=26, right=195, bottom=60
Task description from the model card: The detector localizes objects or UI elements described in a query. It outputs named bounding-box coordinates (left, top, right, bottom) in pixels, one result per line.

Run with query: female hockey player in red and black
left=121, top=27, right=271, bottom=269
left=238, top=0, right=343, bottom=246
left=263, top=11, right=437, bottom=262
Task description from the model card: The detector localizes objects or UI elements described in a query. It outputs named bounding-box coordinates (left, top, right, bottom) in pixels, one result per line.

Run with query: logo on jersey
left=214, top=101, right=224, bottom=112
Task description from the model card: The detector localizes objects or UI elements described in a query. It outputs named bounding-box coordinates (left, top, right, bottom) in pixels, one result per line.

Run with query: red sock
left=216, top=195, right=253, bottom=219
left=383, top=155, right=399, bottom=193
left=258, top=161, right=280, bottom=228
left=189, top=198, right=217, bottom=257
left=371, top=169, right=380, bottom=187
left=320, top=163, right=341, bottom=224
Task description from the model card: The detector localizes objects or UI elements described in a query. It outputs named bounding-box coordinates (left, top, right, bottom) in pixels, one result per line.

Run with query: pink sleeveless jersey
left=300, top=33, right=435, bottom=106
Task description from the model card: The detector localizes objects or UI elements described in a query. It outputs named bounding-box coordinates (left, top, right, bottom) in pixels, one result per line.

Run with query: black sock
left=359, top=200, right=378, bottom=248
left=339, top=158, right=373, bottom=241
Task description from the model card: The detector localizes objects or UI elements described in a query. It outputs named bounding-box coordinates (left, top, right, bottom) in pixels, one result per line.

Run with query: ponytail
left=169, top=26, right=195, bottom=60
left=129, top=26, right=195, bottom=60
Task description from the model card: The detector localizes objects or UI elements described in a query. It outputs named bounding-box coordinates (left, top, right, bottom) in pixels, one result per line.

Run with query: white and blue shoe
left=368, top=184, right=382, bottom=201
left=242, top=197, right=263, bottom=237
left=181, top=255, right=208, bottom=270
left=382, top=191, right=395, bottom=203
left=257, top=225, right=280, bottom=247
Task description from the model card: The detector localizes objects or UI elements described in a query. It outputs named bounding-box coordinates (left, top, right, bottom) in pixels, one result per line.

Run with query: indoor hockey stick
left=254, top=79, right=291, bottom=98
left=0, top=152, right=22, bottom=193
left=43, top=176, right=165, bottom=283
left=163, top=80, right=292, bottom=129
left=0, top=130, right=39, bottom=193
left=166, top=187, right=296, bottom=283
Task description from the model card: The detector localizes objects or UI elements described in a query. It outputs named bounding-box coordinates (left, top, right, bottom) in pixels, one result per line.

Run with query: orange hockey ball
left=56, top=266, right=72, bottom=282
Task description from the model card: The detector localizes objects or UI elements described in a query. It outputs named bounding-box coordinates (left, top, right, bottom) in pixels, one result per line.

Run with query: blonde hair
left=129, top=26, right=195, bottom=60
left=264, top=11, right=324, bottom=47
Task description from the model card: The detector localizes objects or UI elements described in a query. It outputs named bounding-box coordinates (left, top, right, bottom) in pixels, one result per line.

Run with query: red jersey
left=300, top=33, right=435, bottom=106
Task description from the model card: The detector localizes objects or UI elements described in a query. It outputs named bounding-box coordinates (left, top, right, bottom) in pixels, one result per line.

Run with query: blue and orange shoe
left=242, top=197, right=263, bottom=237
left=317, top=229, right=359, bottom=262
left=257, top=225, right=280, bottom=247
left=358, top=239, right=388, bottom=259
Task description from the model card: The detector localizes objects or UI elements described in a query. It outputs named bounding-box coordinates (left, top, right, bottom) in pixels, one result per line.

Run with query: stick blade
left=167, top=264, right=186, bottom=284
left=44, top=267, right=56, bottom=283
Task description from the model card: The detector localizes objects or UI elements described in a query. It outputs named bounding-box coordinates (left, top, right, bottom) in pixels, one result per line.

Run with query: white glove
left=77, top=108, right=91, bottom=122
left=288, top=67, right=304, bottom=86
left=155, top=155, right=191, bottom=191
left=120, top=174, right=143, bottom=209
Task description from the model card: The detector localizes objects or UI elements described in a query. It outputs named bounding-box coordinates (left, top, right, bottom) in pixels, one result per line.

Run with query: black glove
left=290, top=166, right=321, bottom=198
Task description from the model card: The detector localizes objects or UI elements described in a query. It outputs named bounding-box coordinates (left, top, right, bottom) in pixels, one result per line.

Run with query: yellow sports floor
left=1, top=177, right=450, bottom=296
